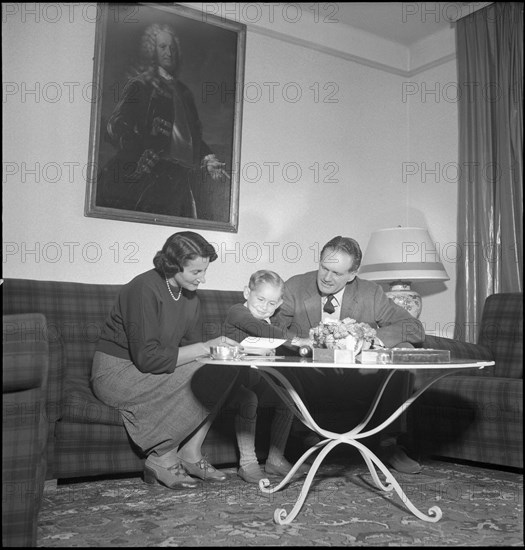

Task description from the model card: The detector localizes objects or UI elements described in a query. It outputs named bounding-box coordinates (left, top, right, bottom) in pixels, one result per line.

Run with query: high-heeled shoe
left=264, top=457, right=309, bottom=477
left=178, top=455, right=227, bottom=482
left=143, top=459, right=199, bottom=489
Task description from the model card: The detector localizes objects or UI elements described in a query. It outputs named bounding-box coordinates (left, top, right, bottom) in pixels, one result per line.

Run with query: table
left=205, top=357, right=495, bottom=524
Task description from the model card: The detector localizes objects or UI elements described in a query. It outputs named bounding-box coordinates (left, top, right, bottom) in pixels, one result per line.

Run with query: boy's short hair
left=248, top=270, right=285, bottom=295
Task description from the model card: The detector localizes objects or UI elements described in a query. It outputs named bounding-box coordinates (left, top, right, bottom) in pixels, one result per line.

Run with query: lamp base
left=386, top=281, right=422, bottom=319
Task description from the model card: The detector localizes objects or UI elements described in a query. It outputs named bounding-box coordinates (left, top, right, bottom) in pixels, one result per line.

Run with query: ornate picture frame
left=84, top=3, right=245, bottom=232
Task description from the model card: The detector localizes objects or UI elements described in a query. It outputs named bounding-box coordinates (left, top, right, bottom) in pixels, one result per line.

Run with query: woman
left=91, top=231, right=240, bottom=489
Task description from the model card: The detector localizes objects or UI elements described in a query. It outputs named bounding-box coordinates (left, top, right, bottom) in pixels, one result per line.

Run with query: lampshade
left=359, top=227, right=449, bottom=282
left=359, top=227, right=449, bottom=318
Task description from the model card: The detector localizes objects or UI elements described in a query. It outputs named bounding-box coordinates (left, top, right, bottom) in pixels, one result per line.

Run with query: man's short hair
left=320, top=236, right=362, bottom=271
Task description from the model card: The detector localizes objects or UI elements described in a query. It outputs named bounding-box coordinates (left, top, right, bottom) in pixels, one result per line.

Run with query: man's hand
left=132, top=149, right=160, bottom=179
left=151, top=117, right=171, bottom=137
left=203, top=154, right=230, bottom=181
left=291, top=337, right=312, bottom=348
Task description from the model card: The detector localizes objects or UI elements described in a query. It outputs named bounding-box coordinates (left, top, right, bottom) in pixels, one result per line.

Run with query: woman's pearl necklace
left=165, top=277, right=182, bottom=301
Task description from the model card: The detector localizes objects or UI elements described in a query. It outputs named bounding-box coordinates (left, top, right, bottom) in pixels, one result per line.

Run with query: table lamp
left=358, top=227, right=449, bottom=318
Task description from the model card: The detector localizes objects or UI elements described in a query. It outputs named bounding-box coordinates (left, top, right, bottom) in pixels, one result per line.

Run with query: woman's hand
left=176, top=337, right=241, bottom=366
left=205, top=336, right=240, bottom=348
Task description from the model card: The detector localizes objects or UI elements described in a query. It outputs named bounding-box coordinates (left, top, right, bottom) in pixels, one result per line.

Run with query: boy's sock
left=267, top=406, right=294, bottom=465
left=235, top=413, right=258, bottom=468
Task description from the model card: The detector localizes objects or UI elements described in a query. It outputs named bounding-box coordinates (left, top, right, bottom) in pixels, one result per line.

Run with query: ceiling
left=318, top=2, right=491, bottom=46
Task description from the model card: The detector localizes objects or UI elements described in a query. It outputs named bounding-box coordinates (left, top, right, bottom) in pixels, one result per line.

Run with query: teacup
left=209, top=345, right=242, bottom=360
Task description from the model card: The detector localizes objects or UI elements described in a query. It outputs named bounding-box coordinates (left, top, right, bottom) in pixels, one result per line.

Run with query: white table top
left=203, top=356, right=494, bottom=371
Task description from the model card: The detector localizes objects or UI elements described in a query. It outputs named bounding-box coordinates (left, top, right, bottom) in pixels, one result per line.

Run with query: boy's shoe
left=238, top=462, right=268, bottom=484
left=265, top=457, right=310, bottom=477
left=303, top=432, right=323, bottom=449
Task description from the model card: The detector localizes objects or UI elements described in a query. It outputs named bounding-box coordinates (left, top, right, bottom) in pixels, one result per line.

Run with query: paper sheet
left=240, top=337, right=286, bottom=354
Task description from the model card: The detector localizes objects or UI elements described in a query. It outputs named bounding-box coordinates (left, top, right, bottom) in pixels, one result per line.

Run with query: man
left=97, top=23, right=227, bottom=218
left=272, top=235, right=425, bottom=474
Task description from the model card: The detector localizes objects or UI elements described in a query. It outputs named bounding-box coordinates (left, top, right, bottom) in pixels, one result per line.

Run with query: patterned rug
left=38, top=455, right=523, bottom=547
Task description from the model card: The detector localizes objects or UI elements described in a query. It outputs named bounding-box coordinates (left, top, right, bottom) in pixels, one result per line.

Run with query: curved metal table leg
left=255, top=366, right=460, bottom=524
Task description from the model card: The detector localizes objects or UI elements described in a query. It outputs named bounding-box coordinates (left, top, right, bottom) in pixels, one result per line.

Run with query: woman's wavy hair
left=153, top=232, right=217, bottom=278
left=320, top=236, right=362, bottom=272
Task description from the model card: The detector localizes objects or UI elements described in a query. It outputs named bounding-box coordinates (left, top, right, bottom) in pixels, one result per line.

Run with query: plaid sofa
left=3, top=313, right=49, bottom=546
left=4, top=279, right=521, bottom=486
left=410, top=293, right=523, bottom=469
left=2, top=278, right=248, bottom=481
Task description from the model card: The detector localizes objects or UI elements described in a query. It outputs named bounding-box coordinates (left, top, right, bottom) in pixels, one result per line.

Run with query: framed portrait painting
left=84, top=3, right=246, bottom=232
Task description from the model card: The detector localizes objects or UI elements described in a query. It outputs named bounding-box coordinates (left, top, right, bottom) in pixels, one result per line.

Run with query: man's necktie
left=323, top=294, right=336, bottom=314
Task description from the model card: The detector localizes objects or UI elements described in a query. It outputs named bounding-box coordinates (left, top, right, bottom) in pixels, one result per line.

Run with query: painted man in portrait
left=96, top=23, right=228, bottom=218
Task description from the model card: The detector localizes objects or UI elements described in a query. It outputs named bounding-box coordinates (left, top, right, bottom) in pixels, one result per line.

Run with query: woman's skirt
left=91, top=351, right=239, bottom=456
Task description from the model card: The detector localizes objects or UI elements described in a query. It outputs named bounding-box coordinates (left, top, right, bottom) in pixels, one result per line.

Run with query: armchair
left=409, top=293, right=523, bottom=469
left=3, top=313, right=49, bottom=547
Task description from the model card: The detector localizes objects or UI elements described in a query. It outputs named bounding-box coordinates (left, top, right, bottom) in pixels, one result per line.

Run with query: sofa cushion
left=3, top=279, right=122, bottom=421
left=55, top=422, right=144, bottom=479
left=197, top=289, right=245, bottom=340
left=62, top=379, right=123, bottom=426
left=2, top=278, right=121, bottom=368
left=415, top=375, right=522, bottom=417
left=411, top=377, right=523, bottom=468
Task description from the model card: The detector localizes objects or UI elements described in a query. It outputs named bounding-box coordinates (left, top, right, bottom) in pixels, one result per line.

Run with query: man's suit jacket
left=272, top=271, right=425, bottom=348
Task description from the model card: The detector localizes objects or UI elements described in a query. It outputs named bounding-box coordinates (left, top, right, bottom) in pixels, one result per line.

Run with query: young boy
left=223, top=270, right=310, bottom=483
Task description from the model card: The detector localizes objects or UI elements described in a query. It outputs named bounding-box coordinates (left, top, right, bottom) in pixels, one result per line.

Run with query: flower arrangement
left=309, top=317, right=377, bottom=353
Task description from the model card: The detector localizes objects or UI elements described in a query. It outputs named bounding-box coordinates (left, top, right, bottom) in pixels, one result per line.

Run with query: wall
left=407, top=57, right=460, bottom=335
left=2, top=3, right=458, bottom=331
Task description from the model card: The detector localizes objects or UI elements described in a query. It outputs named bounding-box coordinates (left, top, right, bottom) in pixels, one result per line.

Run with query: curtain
left=455, top=2, right=523, bottom=342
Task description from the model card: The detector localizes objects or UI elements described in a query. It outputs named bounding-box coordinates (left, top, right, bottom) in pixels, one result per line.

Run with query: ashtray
left=209, top=345, right=243, bottom=360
